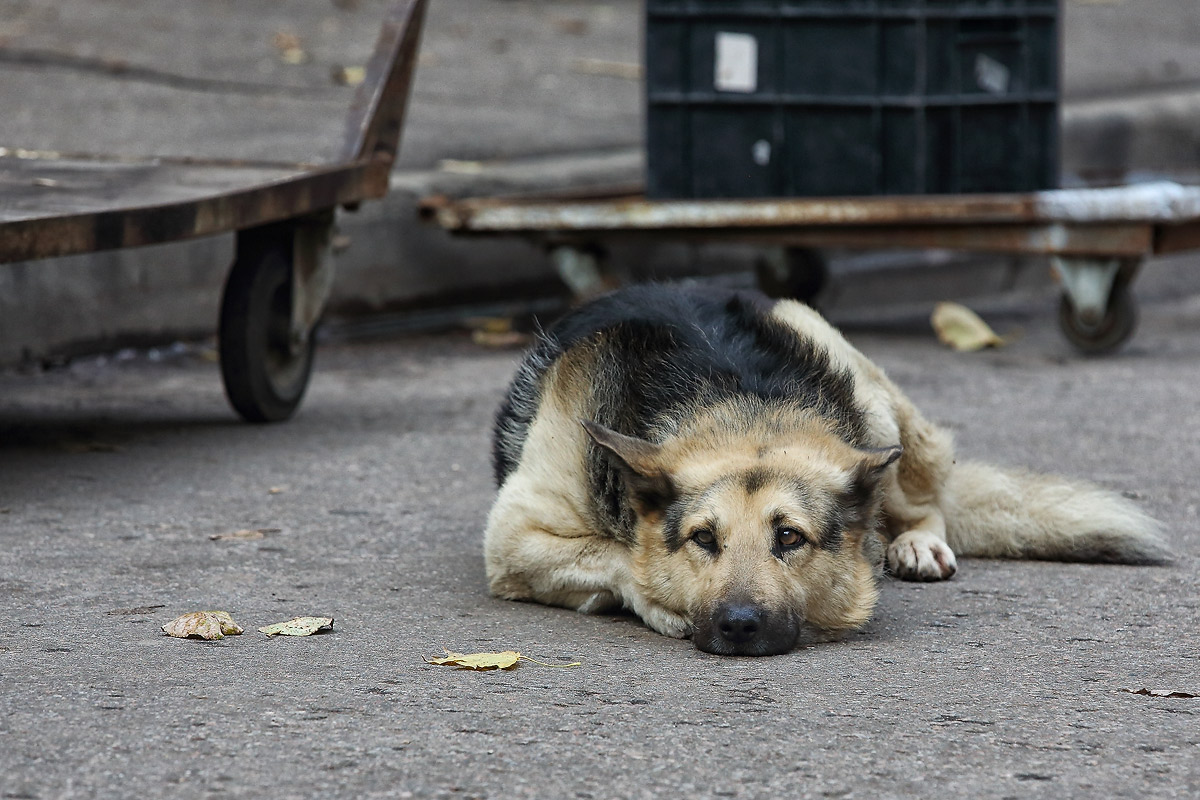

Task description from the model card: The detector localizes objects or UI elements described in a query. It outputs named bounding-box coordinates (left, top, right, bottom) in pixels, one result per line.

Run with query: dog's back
left=493, top=285, right=866, bottom=487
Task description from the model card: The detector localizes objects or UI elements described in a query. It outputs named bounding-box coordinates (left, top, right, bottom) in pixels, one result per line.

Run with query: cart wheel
left=755, top=248, right=828, bottom=305
left=1057, top=281, right=1137, bottom=355
left=219, top=239, right=314, bottom=422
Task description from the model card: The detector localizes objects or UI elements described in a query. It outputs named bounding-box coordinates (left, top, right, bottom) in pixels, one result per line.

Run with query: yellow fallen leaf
left=258, top=616, right=334, bottom=637
left=162, top=611, right=243, bottom=640
left=271, top=31, right=308, bottom=65
left=424, top=649, right=581, bottom=671
left=471, top=330, right=531, bottom=349
left=931, top=302, right=1007, bottom=352
left=331, top=65, right=365, bottom=86
left=467, top=316, right=516, bottom=335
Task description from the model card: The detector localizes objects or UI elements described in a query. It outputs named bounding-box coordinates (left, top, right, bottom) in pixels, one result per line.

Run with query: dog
left=484, top=284, right=1170, bottom=656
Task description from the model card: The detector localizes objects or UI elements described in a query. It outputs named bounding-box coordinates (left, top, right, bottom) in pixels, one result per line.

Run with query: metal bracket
left=290, top=210, right=337, bottom=354
left=1051, top=256, right=1120, bottom=328
left=550, top=245, right=607, bottom=299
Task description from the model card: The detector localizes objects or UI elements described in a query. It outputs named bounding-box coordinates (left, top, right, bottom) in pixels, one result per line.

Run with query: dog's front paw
left=887, top=530, right=957, bottom=581
left=635, top=602, right=693, bottom=639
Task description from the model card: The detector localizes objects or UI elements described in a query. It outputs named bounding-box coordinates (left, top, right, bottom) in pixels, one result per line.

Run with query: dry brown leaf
left=931, top=302, right=1007, bottom=352
left=210, top=528, right=281, bottom=541
left=258, top=617, right=334, bottom=637
left=472, top=330, right=531, bottom=349
left=467, top=316, right=515, bottom=334
left=552, top=17, right=588, bottom=35
left=162, top=611, right=243, bottom=640
left=271, top=31, right=307, bottom=64
left=1119, top=688, right=1198, bottom=699
left=331, top=65, right=365, bottom=86
left=425, top=649, right=581, bottom=671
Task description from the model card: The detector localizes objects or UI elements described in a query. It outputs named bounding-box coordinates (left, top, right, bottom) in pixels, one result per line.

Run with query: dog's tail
left=942, top=462, right=1172, bottom=565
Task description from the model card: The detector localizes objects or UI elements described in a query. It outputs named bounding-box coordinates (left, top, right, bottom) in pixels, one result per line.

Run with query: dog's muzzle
left=692, top=600, right=800, bottom=656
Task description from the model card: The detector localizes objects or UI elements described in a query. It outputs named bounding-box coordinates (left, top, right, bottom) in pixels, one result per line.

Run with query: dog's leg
left=484, top=496, right=692, bottom=637
left=769, top=300, right=958, bottom=581
left=885, top=514, right=957, bottom=581
left=881, top=402, right=958, bottom=581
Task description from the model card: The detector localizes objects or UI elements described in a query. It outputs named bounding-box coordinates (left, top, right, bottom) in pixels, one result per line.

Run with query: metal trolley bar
left=421, top=181, right=1200, bottom=353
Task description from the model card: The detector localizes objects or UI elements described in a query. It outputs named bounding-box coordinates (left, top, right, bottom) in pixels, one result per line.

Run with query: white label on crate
left=752, top=139, right=771, bottom=166
left=715, top=32, right=758, bottom=93
left=975, top=53, right=1011, bottom=95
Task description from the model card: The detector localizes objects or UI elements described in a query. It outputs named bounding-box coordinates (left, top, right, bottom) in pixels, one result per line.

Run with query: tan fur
left=624, top=405, right=886, bottom=638
left=485, top=298, right=1169, bottom=653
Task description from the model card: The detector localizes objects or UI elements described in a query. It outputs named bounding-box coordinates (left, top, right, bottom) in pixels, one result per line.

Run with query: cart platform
left=421, top=181, right=1200, bottom=352
left=1, top=0, right=428, bottom=421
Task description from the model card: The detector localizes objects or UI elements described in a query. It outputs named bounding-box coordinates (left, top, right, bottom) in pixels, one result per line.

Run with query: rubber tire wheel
left=1057, top=282, right=1138, bottom=355
left=219, top=245, right=315, bottom=423
left=755, top=248, right=828, bottom=305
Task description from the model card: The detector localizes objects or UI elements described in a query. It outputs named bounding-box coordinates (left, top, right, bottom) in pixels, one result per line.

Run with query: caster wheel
left=1057, top=281, right=1137, bottom=355
left=219, top=237, right=315, bottom=422
left=755, top=248, right=828, bottom=305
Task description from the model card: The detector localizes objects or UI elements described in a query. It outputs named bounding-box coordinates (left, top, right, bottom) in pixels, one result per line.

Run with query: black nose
left=715, top=603, right=764, bottom=645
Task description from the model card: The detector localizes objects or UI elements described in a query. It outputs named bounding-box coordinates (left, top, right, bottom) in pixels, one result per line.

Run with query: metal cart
left=421, top=181, right=1200, bottom=353
left=0, top=0, right=428, bottom=421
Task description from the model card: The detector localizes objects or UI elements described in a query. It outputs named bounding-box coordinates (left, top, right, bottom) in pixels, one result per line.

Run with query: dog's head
left=584, top=411, right=898, bottom=656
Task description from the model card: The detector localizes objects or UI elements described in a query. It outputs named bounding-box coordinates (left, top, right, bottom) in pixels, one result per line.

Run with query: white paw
left=634, top=600, right=693, bottom=639
left=887, top=530, right=957, bottom=581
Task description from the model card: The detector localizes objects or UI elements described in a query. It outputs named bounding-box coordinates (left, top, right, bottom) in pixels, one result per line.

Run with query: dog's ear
left=847, top=445, right=903, bottom=510
left=581, top=420, right=675, bottom=515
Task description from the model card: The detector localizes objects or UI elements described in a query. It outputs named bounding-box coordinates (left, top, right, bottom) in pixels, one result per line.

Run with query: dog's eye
left=776, top=527, right=806, bottom=550
left=691, top=528, right=718, bottom=552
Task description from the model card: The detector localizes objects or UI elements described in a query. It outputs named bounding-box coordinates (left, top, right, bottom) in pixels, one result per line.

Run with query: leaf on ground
left=424, top=649, right=581, bottom=671
left=210, top=528, right=281, bottom=541
left=930, top=302, right=1007, bottom=352
left=1119, top=687, right=1198, bottom=699
left=471, top=330, right=531, bottom=349
left=271, top=31, right=307, bottom=64
left=257, top=617, right=334, bottom=637
left=331, top=65, right=365, bottom=86
left=162, top=611, right=243, bottom=640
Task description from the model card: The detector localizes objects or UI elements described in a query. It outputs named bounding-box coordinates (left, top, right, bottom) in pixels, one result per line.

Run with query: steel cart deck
left=0, top=0, right=428, bottom=421
left=421, top=181, right=1200, bottom=353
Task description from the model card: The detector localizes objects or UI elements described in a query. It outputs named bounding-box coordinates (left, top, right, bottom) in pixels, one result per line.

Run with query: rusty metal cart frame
left=422, top=181, right=1200, bottom=353
left=0, top=0, right=428, bottom=422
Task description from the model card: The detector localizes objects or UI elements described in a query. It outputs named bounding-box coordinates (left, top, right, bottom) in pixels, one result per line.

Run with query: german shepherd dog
left=485, top=285, right=1169, bottom=656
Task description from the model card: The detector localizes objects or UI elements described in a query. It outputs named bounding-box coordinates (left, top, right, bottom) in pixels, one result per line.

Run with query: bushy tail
left=942, top=462, right=1172, bottom=565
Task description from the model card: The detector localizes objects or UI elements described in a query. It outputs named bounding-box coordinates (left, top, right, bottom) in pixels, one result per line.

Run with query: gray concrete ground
left=2, top=275, right=1199, bottom=798
left=4, top=0, right=1200, bottom=363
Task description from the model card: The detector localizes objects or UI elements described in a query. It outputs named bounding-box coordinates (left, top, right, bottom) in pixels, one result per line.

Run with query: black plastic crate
left=646, top=0, right=1060, bottom=198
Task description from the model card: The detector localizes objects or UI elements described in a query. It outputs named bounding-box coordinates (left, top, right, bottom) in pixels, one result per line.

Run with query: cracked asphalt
left=2, top=286, right=1198, bottom=799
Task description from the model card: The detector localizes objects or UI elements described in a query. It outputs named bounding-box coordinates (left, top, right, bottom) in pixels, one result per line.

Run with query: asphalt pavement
left=2, top=282, right=1198, bottom=799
